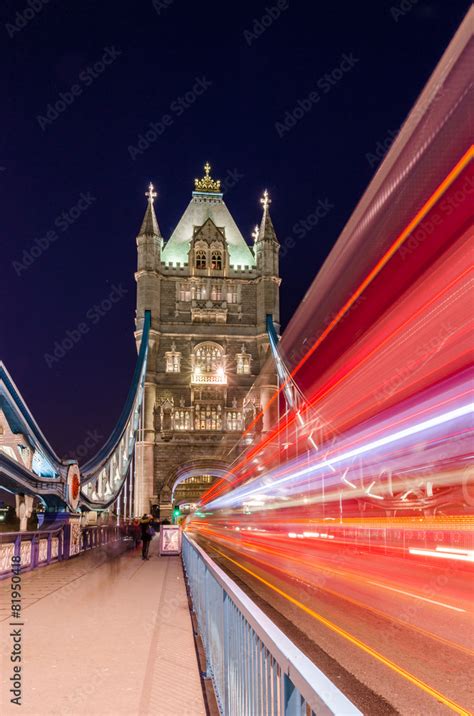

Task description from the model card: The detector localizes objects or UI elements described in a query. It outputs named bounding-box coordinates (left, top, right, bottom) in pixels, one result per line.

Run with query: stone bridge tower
left=134, top=164, right=280, bottom=517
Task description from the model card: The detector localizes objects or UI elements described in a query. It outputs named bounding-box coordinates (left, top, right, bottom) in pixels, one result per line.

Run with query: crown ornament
left=194, top=162, right=221, bottom=193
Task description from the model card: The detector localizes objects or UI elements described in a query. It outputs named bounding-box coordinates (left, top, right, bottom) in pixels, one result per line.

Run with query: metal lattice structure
left=0, top=311, right=151, bottom=516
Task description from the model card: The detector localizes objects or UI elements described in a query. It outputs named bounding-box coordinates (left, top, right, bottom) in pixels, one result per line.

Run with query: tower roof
left=161, top=163, right=255, bottom=267
left=138, top=182, right=161, bottom=237
left=256, top=189, right=278, bottom=243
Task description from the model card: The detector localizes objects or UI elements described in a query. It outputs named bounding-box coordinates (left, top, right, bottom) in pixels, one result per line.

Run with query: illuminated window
left=181, top=475, right=213, bottom=484
left=179, top=283, right=191, bottom=302
left=210, top=284, right=222, bottom=301
left=192, top=342, right=226, bottom=384
left=211, top=251, right=223, bottom=270
left=194, top=405, right=223, bottom=431
left=226, top=285, right=238, bottom=303
left=196, top=284, right=206, bottom=300
left=195, top=250, right=207, bottom=269
left=174, top=410, right=191, bottom=430
left=165, top=346, right=181, bottom=373
left=236, top=346, right=251, bottom=374
left=194, top=343, right=223, bottom=372
left=227, top=412, right=242, bottom=431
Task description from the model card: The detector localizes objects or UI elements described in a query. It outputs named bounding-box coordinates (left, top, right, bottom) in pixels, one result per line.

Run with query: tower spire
left=257, top=189, right=277, bottom=243
left=138, top=182, right=161, bottom=236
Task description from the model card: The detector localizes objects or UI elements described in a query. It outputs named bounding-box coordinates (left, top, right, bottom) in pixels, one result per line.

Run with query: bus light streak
left=189, top=34, right=474, bottom=714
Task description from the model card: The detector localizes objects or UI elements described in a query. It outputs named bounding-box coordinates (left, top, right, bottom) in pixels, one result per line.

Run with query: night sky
left=0, top=0, right=469, bottom=460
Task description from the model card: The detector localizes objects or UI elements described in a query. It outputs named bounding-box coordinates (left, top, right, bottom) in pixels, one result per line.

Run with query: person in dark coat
left=140, top=514, right=153, bottom=560
left=132, top=517, right=141, bottom=548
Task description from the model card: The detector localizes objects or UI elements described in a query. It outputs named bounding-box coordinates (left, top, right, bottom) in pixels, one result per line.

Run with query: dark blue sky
left=0, top=0, right=469, bottom=458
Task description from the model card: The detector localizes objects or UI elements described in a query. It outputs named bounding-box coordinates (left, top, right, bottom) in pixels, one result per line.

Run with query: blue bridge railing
left=182, top=534, right=361, bottom=716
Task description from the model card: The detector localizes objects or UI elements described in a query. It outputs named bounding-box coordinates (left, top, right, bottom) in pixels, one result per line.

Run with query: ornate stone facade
left=134, top=166, right=281, bottom=516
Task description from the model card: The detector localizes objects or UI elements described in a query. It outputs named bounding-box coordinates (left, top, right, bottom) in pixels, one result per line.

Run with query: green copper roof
left=161, top=194, right=256, bottom=267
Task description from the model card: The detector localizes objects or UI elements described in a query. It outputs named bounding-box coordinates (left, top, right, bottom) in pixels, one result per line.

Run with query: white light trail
left=409, top=548, right=474, bottom=563
left=366, top=581, right=466, bottom=612
left=209, top=402, right=473, bottom=509
left=341, top=469, right=357, bottom=489
left=435, top=546, right=474, bottom=556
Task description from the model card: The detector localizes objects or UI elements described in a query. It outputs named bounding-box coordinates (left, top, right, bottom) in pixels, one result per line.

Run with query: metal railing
left=182, top=535, right=361, bottom=716
left=0, top=525, right=65, bottom=576
left=0, top=524, right=127, bottom=579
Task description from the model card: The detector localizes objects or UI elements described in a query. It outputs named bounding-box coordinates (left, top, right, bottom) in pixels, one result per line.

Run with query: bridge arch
left=170, top=459, right=232, bottom=505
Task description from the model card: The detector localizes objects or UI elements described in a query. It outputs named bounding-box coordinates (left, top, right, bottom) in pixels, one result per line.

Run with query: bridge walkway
left=0, top=538, right=206, bottom=716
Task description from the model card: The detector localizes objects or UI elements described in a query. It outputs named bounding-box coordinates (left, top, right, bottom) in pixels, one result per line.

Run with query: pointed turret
left=138, top=182, right=161, bottom=237
left=257, top=189, right=278, bottom=244
left=254, top=188, right=280, bottom=336
left=254, top=189, right=279, bottom=277
left=136, top=182, right=162, bottom=339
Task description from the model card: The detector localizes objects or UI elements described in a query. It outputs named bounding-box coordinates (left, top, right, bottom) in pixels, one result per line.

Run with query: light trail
left=203, top=278, right=473, bottom=505
left=195, top=529, right=474, bottom=657
left=209, top=403, right=473, bottom=509
left=191, top=45, right=474, bottom=712
left=214, top=548, right=472, bottom=716
left=408, top=548, right=474, bottom=563
left=201, top=145, right=474, bottom=507
left=365, top=581, right=467, bottom=612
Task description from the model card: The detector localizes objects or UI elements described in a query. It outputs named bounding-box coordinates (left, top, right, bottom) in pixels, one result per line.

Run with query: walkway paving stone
left=0, top=539, right=206, bottom=715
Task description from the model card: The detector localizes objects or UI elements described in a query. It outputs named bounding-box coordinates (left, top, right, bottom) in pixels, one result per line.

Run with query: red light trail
left=189, top=29, right=474, bottom=713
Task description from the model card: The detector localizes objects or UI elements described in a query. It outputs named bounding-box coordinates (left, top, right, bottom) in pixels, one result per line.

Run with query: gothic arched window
left=236, top=345, right=251, bottom=375
left=194, top=343, right=223, bottom=372
left=192, top=342, right=226, bottom=384
left=195, top=250, right=207, bottom=269
left=211, top=251, right=223, bottom=270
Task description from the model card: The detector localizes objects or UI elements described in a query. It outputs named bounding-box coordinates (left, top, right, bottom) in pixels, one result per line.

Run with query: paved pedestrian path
left=0, top=539, right=206, bottom=716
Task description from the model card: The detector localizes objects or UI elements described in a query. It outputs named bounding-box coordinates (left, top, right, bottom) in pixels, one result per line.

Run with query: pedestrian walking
left=140, top=514, right=154, bottom=560
left=132, top=517, right=141, bottom=548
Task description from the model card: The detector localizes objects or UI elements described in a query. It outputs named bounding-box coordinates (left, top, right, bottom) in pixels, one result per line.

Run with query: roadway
left=194, top=532, right=474, bottom=715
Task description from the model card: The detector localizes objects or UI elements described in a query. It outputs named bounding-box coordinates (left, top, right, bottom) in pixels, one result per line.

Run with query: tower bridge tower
left=134, top=164, right=281, bottom=517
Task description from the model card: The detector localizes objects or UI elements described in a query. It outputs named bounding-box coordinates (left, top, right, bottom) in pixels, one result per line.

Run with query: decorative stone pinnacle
left=145, top=182, right=157, bottom=203
left=194, top=162, right=221, bottom=193
left=252, top=225, right=259, bottom=242
left=260, top=189, right=271, bottom=211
